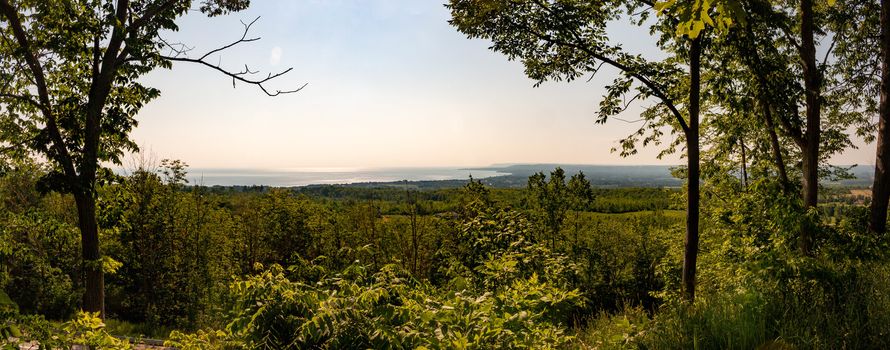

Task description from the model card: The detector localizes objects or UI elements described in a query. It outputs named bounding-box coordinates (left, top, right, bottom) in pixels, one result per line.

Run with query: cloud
left=270, top=46, right=282, bottom=66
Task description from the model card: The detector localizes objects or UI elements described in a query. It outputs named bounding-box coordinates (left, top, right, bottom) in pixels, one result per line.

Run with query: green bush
left=1, top=311, right=131, bottom=349
left=166, top=261, right=581, bottom=349
left=167, top=197, right=584, bottom=349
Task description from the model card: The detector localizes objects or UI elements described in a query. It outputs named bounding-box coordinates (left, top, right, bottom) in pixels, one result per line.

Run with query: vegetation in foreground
left=1, top=160, right=889, bottom=349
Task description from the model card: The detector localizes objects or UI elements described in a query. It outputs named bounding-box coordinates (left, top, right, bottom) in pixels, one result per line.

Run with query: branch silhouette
left=159, top=16, right=306, bottom=96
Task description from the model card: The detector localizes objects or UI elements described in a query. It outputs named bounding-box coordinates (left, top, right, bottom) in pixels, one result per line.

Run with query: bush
left=1, top=311, right=132, bottom=349
left=168, top=200, right=584, bottom=349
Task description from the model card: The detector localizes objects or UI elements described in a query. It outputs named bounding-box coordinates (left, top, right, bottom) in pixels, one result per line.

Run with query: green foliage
left=1, top=0, right=886, bottom=347
left=99, top=162, right=240, bottom=329
left=103, top=318, right=172, bottom=340
left=0, top=1, right=260, bottom=184
left=163, top=180, right=586, bottom=349
left=63, top=312, right=132, bottom=350
left=0, top=161, right=80, bottom=319
left=632, top=259, right=890, bottom=350
left=1, top=311, right=131, bottom=349
left=166, top=328, right=231, bottom=350
left=0, top=0, right=295, bottom=319
left=575, top=306, right=650, bottom=349
left=625, top=175, right=890, bottom=349
left=655, top=0, right=743, bottom=38
left=4, top=159, right=890, bottom=348
left=169, top=259, right=580, bottom=349
left=526, top=168, right=573, bottom=249
left=0, top=161, right=684, bottom=341
left=588, top=188, right=680, bottom=213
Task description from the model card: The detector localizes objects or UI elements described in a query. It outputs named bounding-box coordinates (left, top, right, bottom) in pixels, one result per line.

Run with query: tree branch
left=820, top=27, right=841, bottom=73
left=161, top=56, right=306, bottom=96
left=159, top=17, right=306, bottom=96
left=198, top=17, right=261, bottom=61
left=524, top=28, right=689, bottom=134
left=80, top=0, right=130, bottom=189
left=586, top=61, right=606, bottom=82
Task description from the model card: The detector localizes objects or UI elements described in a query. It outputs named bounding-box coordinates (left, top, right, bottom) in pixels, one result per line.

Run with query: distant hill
left=467, top=164, right=681, bottom=188
left=836, top=164, right=875, bottom=186
left=311, top=163, right=879, bottom=190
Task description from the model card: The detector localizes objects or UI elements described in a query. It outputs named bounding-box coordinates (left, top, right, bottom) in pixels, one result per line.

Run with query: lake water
left=176, top=167, right=509, bottom=187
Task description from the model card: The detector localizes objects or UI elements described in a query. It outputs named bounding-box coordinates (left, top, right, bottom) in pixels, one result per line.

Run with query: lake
left=168, top=167, right=510, bottom=187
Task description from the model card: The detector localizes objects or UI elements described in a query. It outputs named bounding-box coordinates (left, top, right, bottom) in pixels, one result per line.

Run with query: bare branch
left=158, top=17, right=305, bottom=96
left=162, top=54, right=307, bottom=96
left=158, top=36, right=195, bottom=58
left=613, top=116, right=646, bottom=123
left=198, top=17, right=261, bottom=61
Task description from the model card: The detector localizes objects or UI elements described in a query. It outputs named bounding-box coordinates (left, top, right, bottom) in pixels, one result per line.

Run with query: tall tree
left=870, top=0, right=890, bottom=233
left=447, top=0, right=710, bottom=301
left=819, top=0, right=883, bottom=233
left=798, top=0, right=821, bottom=253
left=731, top=0, right=825, bottom=253
left=711, top=0, right=874, bottom=251
left=0, top=0, right=302, bottom=317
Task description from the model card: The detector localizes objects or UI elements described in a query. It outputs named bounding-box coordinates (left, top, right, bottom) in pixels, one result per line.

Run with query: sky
left=132, top=0, right=875, bottom=170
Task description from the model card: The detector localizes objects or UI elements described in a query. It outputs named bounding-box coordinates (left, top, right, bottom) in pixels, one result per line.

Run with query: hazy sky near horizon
left=132, top=0, right=874, bottom=169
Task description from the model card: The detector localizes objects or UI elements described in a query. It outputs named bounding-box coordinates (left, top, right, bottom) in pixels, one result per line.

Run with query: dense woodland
left=3, top=0, right=890, bottom=348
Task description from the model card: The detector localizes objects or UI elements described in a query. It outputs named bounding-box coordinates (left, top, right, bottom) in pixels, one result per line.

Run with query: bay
left=176, top=167, right=509, bottom=187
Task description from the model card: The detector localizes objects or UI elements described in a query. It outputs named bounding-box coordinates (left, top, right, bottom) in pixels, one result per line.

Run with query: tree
left=527, top=168, right=571, bottom=249
left=0, top=0, right=302, bottom=317
left=567, top=171, right=594, bottom=212
left=703, top=0, right=873, bottom=251
left=868, top=0, right=890, bottom=233
left=404, top=182, right=423, bottom=275
left=797, top=0, right=822, bottom=253
left=809, top=0, right=887, bottom=234
left=448, top=0, right=706, bottom=300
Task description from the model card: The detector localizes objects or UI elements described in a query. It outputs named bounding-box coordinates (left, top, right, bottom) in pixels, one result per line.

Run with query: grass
left=576, top=260, right=890, bottom=350
left=576, top=292, right=775, bottom=350
left=104, top=319, right=172, bottom=340
left=585, top=210, right=685, bottom=219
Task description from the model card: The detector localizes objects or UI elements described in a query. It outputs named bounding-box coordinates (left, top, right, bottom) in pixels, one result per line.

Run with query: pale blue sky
left=132, top=1, right=873, bottom=169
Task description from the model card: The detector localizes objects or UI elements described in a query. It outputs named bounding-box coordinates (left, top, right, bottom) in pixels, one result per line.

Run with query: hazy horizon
left=109, top=162, right=876, bottom=187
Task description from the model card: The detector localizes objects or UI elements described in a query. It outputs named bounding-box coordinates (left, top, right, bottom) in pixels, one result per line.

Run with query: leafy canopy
left=0, top=0, right=254, bottom=191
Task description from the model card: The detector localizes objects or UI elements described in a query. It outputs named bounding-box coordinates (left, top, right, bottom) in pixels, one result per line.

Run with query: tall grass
left=577, top=261, right=890, bottom=350
left=104, top=319, right=172, bottom=340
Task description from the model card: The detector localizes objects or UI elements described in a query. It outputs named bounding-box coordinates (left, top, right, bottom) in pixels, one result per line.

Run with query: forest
left=2, top=0, right=890, bottom=349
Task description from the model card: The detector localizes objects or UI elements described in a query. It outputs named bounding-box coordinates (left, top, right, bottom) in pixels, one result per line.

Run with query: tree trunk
left=800, top=140, right=818, bottom=253
left=75, top=192, right=104, bottom=318
left=682, top=36, right=702, bottom=303
left=799, top=0, right=820, bottom=255
left=870, top=0, right=890, bottom=234
left=411, top=197, right=419, bottom=275
left=761, top=102, right=790, bottom=188
left=740, top=137, right=748, bottom=190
